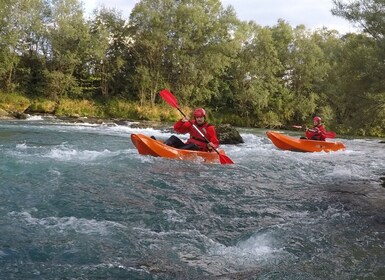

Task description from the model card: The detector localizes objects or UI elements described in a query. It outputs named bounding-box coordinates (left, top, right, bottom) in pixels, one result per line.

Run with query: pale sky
left=82, top=0, right=357, bottom=34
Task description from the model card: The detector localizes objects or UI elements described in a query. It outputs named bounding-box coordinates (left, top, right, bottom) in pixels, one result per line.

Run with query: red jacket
left=174, top=119, right=219, bottom=151
left=306, top=124, right=327, bottom=141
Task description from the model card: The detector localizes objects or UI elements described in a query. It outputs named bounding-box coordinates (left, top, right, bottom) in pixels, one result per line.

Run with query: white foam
left=208, top=233, right=273, bottom=263
left=163, top=209, right=186, bottom=223
left=133, top=227, right=273, bottom=267
left=26, top=115, right=43, bottom=121
left=52, top=123, right=184, bottom=141
left=328, top=164, right=367, bottom=180
left=46, top=146, right=117, bottom=162
left=16, top=142, right=27, bottom=149
left=8, top=211, right=126, bottom=235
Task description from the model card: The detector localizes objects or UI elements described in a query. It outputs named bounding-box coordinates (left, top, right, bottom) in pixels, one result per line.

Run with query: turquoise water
left=1, top=117, right=385, bottom=279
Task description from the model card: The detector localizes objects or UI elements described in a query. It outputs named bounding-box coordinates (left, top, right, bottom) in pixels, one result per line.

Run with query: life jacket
left=186, top=122, right=214, bottom=150
left=306, top=124, right=327, bottom=141
left=174, top=119, right=219, bottom=151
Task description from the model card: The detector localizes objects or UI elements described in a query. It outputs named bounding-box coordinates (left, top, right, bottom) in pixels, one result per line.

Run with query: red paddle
left=159, top=89, right=234, bottom=164
left=292, top=125, right=336, bottom=139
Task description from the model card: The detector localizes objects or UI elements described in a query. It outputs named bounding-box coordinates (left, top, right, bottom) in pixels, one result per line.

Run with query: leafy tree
left=0, top=0, right=21, bottom=91
left=332, top=0, right=385, bottom=135
left=269, top=22, right=330, bottom=126
left=128, top=0, right=172, bottom=106
left=311, top=28, right=344, bottom=126
left=222, top=21, right=284, bottom=126
left=0, top=0, right=48, bottom=92
left=129, top=0, right=239, bottom=106
left=327, top=33, right=385, bottom=134
left=89, top=8, right=132, bottom=99
left=269, top=20, right=297, bottom=125
left=284, top=25, right=329, bottom=124
left=332, top=0, right=385, bottom=39
left=271, top=19, right=294, bottom=69
left=166, top=0, right=239, bottom=106
left=45, top=0, right=90, bottom=99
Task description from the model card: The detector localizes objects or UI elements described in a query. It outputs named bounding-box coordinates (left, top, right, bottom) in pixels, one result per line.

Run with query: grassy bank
left=0, top=92, right=190, bottom=123
left=1, top=92, right=384, bottom=138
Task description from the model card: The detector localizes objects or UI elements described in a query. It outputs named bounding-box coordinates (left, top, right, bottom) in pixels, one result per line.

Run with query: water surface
left=1, top=117, right=384, bottom=279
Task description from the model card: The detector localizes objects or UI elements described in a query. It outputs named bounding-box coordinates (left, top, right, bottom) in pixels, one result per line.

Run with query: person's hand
left=207, top=142, right=215, bottom=151
left=182, top=116, right=189, bottom=122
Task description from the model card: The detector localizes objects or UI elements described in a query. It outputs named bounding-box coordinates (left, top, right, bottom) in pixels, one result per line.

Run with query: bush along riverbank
left=1, top=92, right=384, bottom=139
left=0, top=93, right=244, bottom=144
left=0, top=93, right=185, bottom=122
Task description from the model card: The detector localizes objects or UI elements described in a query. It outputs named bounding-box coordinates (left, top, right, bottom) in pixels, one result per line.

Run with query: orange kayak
left=266, top=131, right=345, bottom=152
left=130, top=133, right=227, bottom=163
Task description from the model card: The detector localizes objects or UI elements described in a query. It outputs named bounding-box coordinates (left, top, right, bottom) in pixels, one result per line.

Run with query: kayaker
left=306, top=116, right=327, bottom=141
left=164, top=108, right=219, bottom=151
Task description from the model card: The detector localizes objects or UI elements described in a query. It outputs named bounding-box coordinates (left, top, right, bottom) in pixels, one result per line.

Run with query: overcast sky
left=83, top=0, right=356, bottom=34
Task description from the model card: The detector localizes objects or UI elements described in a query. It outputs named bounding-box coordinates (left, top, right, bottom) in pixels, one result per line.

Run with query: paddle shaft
left=176, top=108, right=219, bottom=154
left=293, top=125, right=335, bottom=138
left=159, top=89, right=234, bottom=164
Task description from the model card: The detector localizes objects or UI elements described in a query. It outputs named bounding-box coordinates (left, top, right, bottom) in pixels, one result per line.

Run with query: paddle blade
left=160, top=89, right=178, bottom=108
left=219, top=154, right=234, bottom=164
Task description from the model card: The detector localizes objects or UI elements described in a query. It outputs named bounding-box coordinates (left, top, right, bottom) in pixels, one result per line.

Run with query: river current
left=0, top=117, right=384, bottom=279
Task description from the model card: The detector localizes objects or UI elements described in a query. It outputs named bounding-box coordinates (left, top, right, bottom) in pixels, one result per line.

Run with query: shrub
left=0, top=92, right=30, bottom=112
left=105, top=98, right=191, bottom=121
left=28, top=99, right=57, bottom=113
left=55, top=98, right=104, bottom=117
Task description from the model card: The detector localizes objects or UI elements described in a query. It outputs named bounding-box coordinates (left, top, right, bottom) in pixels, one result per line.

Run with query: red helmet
left=313, top=116, right=322, bottom=122
left=193, top=108, right=206, bottom=118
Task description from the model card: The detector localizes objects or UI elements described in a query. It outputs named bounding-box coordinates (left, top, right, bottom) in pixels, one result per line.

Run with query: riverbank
left=1, top=91, right=385, bottom=142
left=2, top=91, right=385, bottom=138
left=0, top=112, right=245, bottom=145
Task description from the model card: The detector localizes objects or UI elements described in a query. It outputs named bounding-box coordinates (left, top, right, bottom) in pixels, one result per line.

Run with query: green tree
left=311, top=28, right=344, bottom=126
left=332, top=0, right=385, bottom=39
left=327, top=33, right=385, bottom=135
left=46, top=0, right=90, bottom=99
left=0, top=0, right=48, bottom=92
left=166, top=0, right=239, bottom=106
left=269, top=20, right=297, bottom=125
left=332, top=0, right=385, bottom=135
left=284, top=25, right=329, bottom=124
left=89, top=8, right=131, bottom=99
left=128, top=0, right=172, bottom=106
left=129, top=0, right=239, bottom=106
left=0, top=0, right=21, bottom=92
left=222, top=21, right=284, bottom=126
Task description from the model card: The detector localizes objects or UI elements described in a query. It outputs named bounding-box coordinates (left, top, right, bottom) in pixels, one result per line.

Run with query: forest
left=0, top=0, right=384, bottom=136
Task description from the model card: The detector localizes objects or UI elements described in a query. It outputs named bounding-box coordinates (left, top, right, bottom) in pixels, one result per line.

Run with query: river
left=1, top=117, right=384, bottom=279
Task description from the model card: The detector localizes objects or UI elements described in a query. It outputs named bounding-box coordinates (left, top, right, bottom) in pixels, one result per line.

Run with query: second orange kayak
left=266, top=131, right=345, bottom=152
left=131, top=133, right=227, bottom=163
